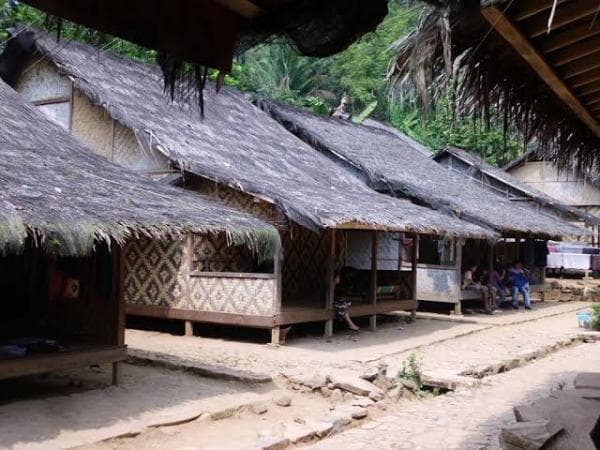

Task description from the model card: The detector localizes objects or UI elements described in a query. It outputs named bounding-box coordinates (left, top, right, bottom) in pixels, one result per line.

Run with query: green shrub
left=591, top=304, right=600, bottom=330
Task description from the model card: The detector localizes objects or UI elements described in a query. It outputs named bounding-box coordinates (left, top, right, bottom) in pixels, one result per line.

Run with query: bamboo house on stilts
left=0, top=78, right=276, bottom=383
left=260, top=101, right=585, bottom=314
left=0, top=28, right=494, bottom=341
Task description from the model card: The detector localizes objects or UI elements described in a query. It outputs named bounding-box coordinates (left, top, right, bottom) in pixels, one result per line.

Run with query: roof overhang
left=21, top=0, right=388, bottom=73
left=482, top=2, right=600, bottom=137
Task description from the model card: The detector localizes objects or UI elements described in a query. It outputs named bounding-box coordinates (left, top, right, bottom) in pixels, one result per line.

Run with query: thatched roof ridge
left=0, top=79, right=278, bottom=257
left=1, top=27, right=495, bottom=239
left=259, top=100, right=585, bottom=239
left=437, top=147, right=600, bottom=226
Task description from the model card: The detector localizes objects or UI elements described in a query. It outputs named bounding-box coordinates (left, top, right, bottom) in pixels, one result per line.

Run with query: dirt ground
left=0, top=300, right=596, bottom=450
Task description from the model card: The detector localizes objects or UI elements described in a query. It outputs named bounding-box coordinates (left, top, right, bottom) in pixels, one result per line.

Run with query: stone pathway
left=126, top=302, right=589, bottom=379
left=309, top=341, right=600, bottom=450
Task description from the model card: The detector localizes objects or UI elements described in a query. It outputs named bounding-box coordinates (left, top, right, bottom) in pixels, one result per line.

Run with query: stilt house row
left=0, top=27, right=495, bottom=340
left=259, top=101, right=585, bottom=313
left=0, top=79, right=277, bottom=382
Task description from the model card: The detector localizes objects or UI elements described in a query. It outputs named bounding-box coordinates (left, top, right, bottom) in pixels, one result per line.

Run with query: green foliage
left=389, top=98, right=523, bottom=165
left=397, top=353, right=423, bottom=392
left=591, top=304, right=600, bottom=330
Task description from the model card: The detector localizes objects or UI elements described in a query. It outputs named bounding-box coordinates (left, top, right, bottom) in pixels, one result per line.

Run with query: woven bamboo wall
left=124, top=235, right=276, bottom=315
left=192, top=180, right=331, bottom=303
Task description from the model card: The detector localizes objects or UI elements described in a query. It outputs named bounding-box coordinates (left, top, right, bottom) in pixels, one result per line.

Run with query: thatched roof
left=0, top=79, right=278, bottom=257
left=0, top=27, right=495, bottom=240
left=389, top=0, right=600, bottom=176
left=436, top=147, right=600, bottom=227
left=260, top=100, right=585, bottom=239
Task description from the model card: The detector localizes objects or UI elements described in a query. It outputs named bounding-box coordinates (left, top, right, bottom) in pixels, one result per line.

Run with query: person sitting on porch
left=508, top=261, right=531, bottom=310
left=334, top=271, right=360, bottom=331
left=490, top=266, right=507, bottom=308
left=463, top=264, right=492, bottom=314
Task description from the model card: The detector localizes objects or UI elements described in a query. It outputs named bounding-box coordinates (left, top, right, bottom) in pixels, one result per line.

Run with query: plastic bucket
left=577, top=311, right=592, bottom=329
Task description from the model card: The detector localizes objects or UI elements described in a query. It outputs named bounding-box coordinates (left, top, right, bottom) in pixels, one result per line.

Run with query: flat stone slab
left=510, top=389, right=600, bottom=450
left=128, top=349, right=272, bottom=384
left=304, top=419, right=334, bottom=439
left=283, top=423, right=315, bottom=444
left=574, top=373, right=600, bottom=390
left=281, top=370, right=327, bottom=390
left=513, top=405, right=546, bottom=423
left=500, top=420, right=563, bottom=450
left=328, top=372, right=384, bottom=397
left=421, top=371, right=480, bottom=391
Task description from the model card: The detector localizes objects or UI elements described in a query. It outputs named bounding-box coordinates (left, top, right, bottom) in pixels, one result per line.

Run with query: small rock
left=274, top=395, right=292, bottom=407
left=399, top=378, right=419, bottom=391
left=250, top=403, right=268, bottom=415
left=259, top=436, right=290, bottom=450
left=575, top=373, right=600, bottom=390
left=320, top=387, right=332, bottom=398
left=331, top=389, right=343, bottom=404
left=360, top=368, right=378, bottom=382
left=375, top=400, right=388, bottom=411
left=513, top=405, right=545, bottom=423
left=388, top=386, right=404, bottom=403
left=343, top=392, right=354, bottom=402
left=211, top=406, right=236, bottom=421
left=369, top=390, right=385, bottom=402
left=329, top=371, right=385, bottom=397
left=400, top=388, right=416, bottom=401
left=351, top=397, right=374, bottom=407
left=500, top=420, right=563, bottom=450
left=327, top=383, right=335, bottom=390
left=284, top=423, right=315, bottom=444
left=304, top=419, right=333, bottom=439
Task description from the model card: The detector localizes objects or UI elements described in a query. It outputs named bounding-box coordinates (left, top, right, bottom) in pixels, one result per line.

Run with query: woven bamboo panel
left=191, top=234, right=254, bottom=272
left=124, top=238, right=188, bottom=308
left=189, top=276, right=275, bottom=315
left=282, top=224, right=328, bottom=301
left=195, top=182, right=278, bottom=223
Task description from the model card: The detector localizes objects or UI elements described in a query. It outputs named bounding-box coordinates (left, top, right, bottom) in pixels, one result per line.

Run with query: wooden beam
left=551, top=36, right=600, bottom=66
left=0, top=346, right=127, bottom=381
left=481, top=6, right=600, bottom=136
left=585, top=97, right=600, bottom=107
left=324, top=229, right=336, bottom=338
left=369, top=231, right=378, bottom=331
left=511, top=0, right=570, bottom=22
left=126, top=303, right=277, bottom=328
left=560, top=53, right=600, bottom=79
left=541, top=18, right=600, bottom=53
left=525, top=2, right=600, bottom=38
left=570, top=68, right=600, bottom=88
left=454, top=240, right=463, bottom=315
left=576, top=80, right=600, bottom=96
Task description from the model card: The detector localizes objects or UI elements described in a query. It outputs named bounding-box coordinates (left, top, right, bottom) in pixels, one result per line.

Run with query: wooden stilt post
left=369, top=231, right=378, bottom=331
left=272, top=244, right=284, bottom=344
left=324, top=229, right=337, bottom=338
left=184, top=321, right=194, bottom=337
left=454, top=239, right=463, bottom=316
left=112, top=245, right=125, bottom=386
left=271, top=326, right=281, bottom=345
left=411, top=234, right=419, bottom=321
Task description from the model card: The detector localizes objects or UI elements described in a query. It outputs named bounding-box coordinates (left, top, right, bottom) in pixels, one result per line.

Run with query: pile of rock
left=500, top=372, right=600, bottom=449
left=546, top=280, right=600, bottom=302
left=282, top=363, right=423, bottom=410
